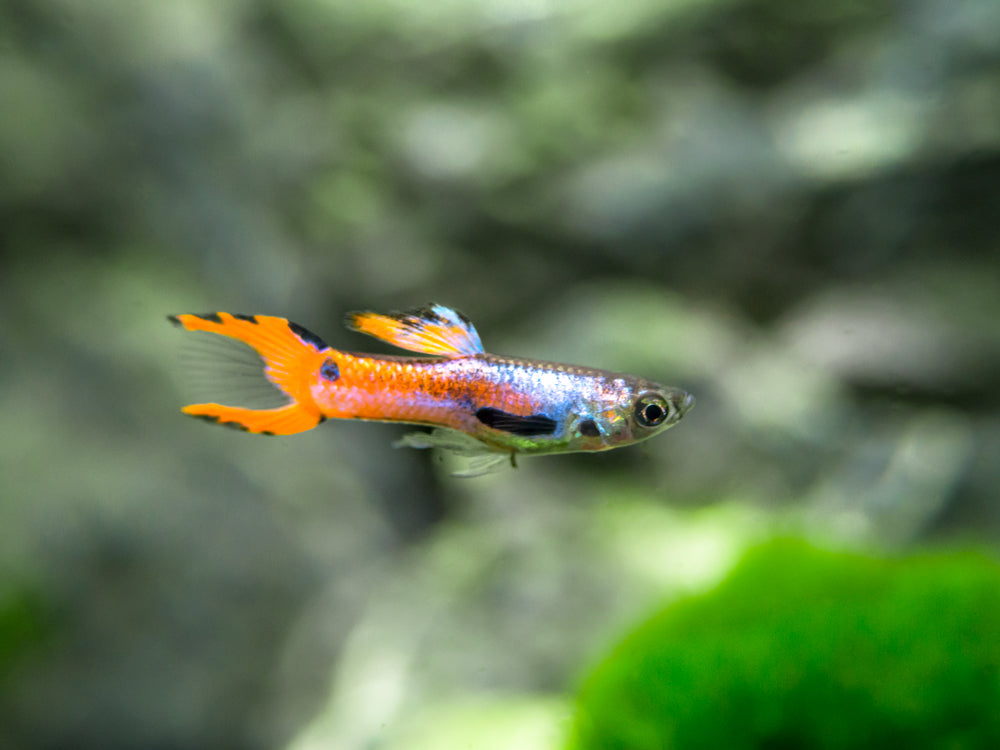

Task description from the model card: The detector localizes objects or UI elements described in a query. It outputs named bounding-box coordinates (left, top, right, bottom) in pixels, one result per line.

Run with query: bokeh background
left=2, top=0, right=999, bottom=747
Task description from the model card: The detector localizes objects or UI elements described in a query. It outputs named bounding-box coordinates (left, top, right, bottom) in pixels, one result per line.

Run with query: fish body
left=169, top=305, right=693, bottom=472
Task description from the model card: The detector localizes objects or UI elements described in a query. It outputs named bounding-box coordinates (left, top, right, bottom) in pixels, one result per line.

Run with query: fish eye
left=635, top=394, right=670, bottom=428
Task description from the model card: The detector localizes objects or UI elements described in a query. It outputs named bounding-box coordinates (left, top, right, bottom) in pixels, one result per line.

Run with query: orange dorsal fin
left=346, top=303, right=483, bottom=356
left=168, top=312, right=328, bottom=435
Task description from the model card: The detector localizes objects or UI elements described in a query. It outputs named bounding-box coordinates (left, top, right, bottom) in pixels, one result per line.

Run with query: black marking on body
left=320, top=358, right=340, bottom=382
left=475, top=407, right=558, bottom=436
left=233, top=313, right=258, bottom=323
left=289, top=321, right=328, bottom=350
left=579, top=419, right=600, bottom=438
left=167, top=315, right=181, bottom=327
left=197, top=313, right=223, bottom=324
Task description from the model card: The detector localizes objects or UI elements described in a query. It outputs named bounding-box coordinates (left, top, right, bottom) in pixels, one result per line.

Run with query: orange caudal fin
left=168, top=312, right=331, bottom=435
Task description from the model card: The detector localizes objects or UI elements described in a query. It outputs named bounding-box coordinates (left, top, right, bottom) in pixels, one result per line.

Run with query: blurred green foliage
left=0, top=583, right=47, bottom=685
left=569, top=539, right=1000, bottom=750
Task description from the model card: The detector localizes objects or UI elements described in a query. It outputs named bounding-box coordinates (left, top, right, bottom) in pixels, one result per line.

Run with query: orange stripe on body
left=311, top=354, right=470, bottom=429
left=310, top=353, right=546, bottom=433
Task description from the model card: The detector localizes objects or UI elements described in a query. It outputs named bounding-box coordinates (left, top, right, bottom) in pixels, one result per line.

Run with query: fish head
left=568, top=380, right=694, bottom=452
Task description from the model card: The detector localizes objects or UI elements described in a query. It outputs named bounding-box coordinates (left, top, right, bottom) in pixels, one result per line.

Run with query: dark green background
left=1, top=0, right=998, bottom=748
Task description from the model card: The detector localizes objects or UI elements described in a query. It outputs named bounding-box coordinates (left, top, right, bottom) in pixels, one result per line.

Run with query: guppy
left=169, top=304, right=694, bottom=475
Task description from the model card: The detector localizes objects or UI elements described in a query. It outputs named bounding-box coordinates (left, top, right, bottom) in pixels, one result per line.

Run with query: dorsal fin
left=346, top=303, right=484, bottom=356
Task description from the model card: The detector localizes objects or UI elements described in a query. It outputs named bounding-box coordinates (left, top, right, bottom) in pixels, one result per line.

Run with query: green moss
left=569, top=539, right=1000, bottom=750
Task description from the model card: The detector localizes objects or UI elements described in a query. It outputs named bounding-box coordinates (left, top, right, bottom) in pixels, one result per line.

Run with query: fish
left=168, top=304, right=694, bottom=475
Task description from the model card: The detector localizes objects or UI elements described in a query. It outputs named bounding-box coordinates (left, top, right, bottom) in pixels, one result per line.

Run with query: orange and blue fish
left=168, top=304, right=694, bottom=474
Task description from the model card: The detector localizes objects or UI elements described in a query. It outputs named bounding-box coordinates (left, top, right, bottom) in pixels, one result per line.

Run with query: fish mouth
left=677, top=391, right=695, bottom=417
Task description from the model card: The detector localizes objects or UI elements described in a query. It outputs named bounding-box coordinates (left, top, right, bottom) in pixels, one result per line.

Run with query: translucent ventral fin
left=394, top=428, right=513, bottom=477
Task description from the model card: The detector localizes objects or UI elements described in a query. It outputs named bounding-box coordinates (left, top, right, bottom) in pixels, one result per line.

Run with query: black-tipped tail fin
left=169, top=312, right=329, bottom=435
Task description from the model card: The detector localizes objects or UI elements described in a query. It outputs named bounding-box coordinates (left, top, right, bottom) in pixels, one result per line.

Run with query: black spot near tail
left=475, top=407, right=558, bottom=436
left=579, top=419, right=600, bottom=437
left=320, top=358, right=340, bottom=382
left=233, top=313, right=258, bottom=323
left=289, top=321, right=328, bottom=351
left=196, top=313, right=223, bottom=324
